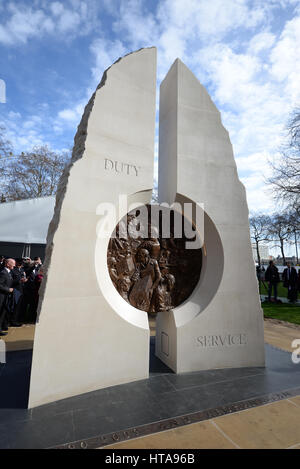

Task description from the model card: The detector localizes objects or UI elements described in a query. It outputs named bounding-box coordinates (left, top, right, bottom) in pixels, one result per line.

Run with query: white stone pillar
left=156, top=59, right=265, bottom=372
left=28, top=47, right=157, bottom=408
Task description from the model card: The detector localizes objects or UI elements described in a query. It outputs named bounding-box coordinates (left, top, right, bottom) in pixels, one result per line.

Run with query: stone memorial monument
left=28, top=48, right=264, bottom=408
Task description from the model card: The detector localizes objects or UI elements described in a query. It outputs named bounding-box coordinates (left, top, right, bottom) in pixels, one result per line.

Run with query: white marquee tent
left=0, top=196, right=55, bottom=258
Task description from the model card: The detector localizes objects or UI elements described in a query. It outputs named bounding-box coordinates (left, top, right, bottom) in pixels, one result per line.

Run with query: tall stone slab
left=156, top=59, right=265, bottom=372
left=28, top=48, right=157, bottom=408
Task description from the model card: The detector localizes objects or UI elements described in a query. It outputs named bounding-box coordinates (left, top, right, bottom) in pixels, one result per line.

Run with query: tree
left=268, top=108, right=300, bottom=211
left=0, top=125, right=13, bottom=159
left=1, top=145, right=70, bottom=201
left=267, top=213, right=291, bottom=265
left=0, top=126, right=13, bottom=183
left=249, top=215, right=271, bottom=266
left=286, top=210, right=300, bottom=264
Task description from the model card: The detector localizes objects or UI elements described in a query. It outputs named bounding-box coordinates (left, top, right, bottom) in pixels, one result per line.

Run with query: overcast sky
left=0, top=0, right=299, bottom=216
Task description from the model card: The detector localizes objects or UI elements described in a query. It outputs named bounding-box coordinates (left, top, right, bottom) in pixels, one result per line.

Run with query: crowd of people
left=260, top=260, right=300, bottom=303
left=0, top=256, right=43, bottom=336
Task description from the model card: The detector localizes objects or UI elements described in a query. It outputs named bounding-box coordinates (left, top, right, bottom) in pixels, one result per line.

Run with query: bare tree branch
left=268, top=108, right=300, bottom=211
left=249, top=214, right=271, bottom=266
left=0, top=145, right=71, bottom=201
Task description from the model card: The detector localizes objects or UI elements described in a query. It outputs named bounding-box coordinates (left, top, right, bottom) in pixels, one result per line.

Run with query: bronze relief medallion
left=107, top=205, right=202, bottom=313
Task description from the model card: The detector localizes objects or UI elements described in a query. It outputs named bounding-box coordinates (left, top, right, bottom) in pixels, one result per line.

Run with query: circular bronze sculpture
left=107, top=205, right=202, bottom=313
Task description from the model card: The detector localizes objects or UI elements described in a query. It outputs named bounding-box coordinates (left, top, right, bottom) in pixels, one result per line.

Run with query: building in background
left=0, top=196, right=55, bottom=259
left=252, top=243, right=270, bottom=263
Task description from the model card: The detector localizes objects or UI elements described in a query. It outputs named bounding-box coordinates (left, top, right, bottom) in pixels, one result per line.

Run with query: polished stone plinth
left=1, top=340, right=300, bottom=449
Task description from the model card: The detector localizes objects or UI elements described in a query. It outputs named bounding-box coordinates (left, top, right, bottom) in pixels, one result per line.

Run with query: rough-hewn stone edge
left=36, top=47, right=156, bottom=322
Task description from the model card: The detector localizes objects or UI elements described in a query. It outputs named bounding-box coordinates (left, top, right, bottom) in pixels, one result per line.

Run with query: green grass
left=262, top=302, right=300, bottom=325
left=259, top=281, right=287, bottom=298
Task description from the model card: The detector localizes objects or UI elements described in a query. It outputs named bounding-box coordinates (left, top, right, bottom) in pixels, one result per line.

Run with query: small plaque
left=161, top=332, right=169, bottom=356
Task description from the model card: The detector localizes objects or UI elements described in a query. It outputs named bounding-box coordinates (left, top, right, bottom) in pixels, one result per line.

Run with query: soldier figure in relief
left=129, top=248, right=161, bottom=312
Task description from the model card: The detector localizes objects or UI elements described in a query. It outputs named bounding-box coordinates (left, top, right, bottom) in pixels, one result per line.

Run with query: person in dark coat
left=282, top=262, right=298, bottom=303
left=265, top=260, right=280, bottom=302
left=32, top=257, right=42, bottom=275
left=24, top=257, right=42, bottom=277
left=0, top=258, right=16, bottom=335
left=32, top=268, right=44, bottom=322
left=21, top=258, right=42, bottom=324
left=11, top=259, right=27, bottom=326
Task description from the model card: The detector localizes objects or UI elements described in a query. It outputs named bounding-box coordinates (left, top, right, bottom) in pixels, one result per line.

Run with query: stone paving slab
left=289, top=396, right=300, bottom=407
left=213, top=398, right=300, bottom=449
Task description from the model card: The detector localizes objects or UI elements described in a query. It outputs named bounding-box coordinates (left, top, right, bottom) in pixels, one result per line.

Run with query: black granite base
left=0, top=338, right=300, bottom=449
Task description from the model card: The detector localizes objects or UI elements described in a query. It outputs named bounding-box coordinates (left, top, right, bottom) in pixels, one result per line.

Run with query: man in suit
left=265, top=260, right=280, bottom=302
left=33, top=257, right=42, bottom=274
left=21, top=257, right=42, bottom=323
left=0, top=258, right=16, bottom=336
left=282, top=262, right=298, bottom=303
left=24, top=257, right=42, bottom=277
